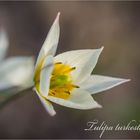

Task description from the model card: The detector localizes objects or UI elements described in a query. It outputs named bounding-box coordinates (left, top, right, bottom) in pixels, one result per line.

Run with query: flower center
left=49, top=62, right=79, bottom=99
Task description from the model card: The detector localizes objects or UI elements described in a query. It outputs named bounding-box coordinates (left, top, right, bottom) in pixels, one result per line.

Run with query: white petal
left=47, top=88, right=102, bottom=110
left=80, top=75, right=130, bottom=94
left=55, top=47, right=103, bottom=83
left=40, top=55, right=54, bottom=97
left=0, top=29, right=9, bottom=61
left=34, top=12, right=60, bottom=75
left=35, top=88, right=56, bottom=116
left=0, top=57, right=34, bottom=91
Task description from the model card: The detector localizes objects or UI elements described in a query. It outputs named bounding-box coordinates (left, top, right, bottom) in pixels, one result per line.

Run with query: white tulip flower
left=33, top=13, right=130, bottom=116
left=0, top=29, right=34, bottom=94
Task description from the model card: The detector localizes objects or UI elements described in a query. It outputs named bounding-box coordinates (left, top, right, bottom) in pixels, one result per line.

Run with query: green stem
left=0, top=88, right=32, bottom=110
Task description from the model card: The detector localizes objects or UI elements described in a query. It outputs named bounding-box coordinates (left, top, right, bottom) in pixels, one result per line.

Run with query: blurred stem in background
left=0, top=88, right=32, bottom=110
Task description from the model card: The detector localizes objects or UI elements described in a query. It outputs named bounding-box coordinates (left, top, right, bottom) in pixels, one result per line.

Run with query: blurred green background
left=0, top=1, right=139, bottom=139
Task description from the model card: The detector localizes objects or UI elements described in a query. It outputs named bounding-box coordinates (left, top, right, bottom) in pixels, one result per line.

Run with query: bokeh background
left=0, top=1, right=139, bottom=139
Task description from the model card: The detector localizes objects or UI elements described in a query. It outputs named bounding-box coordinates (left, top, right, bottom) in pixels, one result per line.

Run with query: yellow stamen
left=49, top=62, right=78, bottom=99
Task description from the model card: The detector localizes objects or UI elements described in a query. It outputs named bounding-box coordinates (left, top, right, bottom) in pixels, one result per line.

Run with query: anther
left=71, top=67, right=76, bottom=70
left=51, top=92, right=55, bottom=95
left=65, top=91, right=70, bottom=94
left=55, top=62, right=62, bottom=65
left=49, top=89, right=56, bottom=95
left=63, top=67, right=76, bottom=73
left=72, top=85, right=80, bottom=88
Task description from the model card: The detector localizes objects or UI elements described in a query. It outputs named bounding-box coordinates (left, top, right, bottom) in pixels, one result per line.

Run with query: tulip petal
left=0, top=29, right=9, bottom=61
left=35, top=88, right=56, bottom=116
left=47, top=88, right=102, bottom=110
left=0, top=57, right=34, bottom=91
left=55, top=47, right=103, bottom=83
left=80, top=75, right=130, bottom=94
left=40, top=55, right=54, bottom=97
left=34, top=12, right=60, bottom=76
